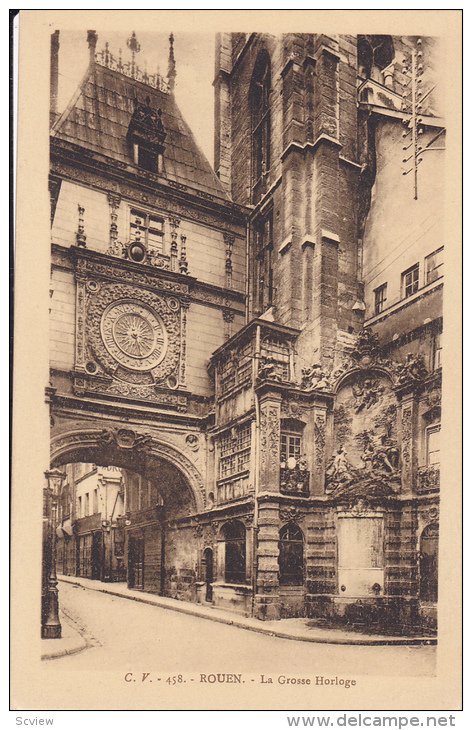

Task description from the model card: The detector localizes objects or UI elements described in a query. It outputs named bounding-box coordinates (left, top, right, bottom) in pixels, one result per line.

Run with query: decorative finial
left=167, top=32, right=176, bottom=92
left=75, top=205, right=87, bottom=247
left=87, top=30, right=98, bottom=65
left=127, top=31, right=141, bottom=78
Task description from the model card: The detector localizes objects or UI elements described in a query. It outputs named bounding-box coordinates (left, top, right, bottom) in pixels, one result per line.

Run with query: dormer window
left=127, top=96, right=166, bottom=173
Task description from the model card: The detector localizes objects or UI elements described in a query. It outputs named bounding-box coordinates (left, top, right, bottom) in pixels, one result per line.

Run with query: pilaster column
left=312, top=405, right=329, bottom=495
left=400, top=393, right=419, bottom=494
left=258, top=394, right=281, bottom=492
left=254, top=499, right=280, bottom=620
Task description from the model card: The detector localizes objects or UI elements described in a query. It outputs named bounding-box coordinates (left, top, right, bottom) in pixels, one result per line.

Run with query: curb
left=41, top=614, right=88, bottom=660
left=58, top=577, right=437, bottom=647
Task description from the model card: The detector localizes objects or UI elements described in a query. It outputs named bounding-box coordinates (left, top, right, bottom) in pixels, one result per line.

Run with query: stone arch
left=50, top=427, right=206, bottom=514
left=333, top=365, right=396, bottom=395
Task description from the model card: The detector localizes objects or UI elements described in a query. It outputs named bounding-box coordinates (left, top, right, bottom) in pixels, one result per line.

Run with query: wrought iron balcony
left=417, top=464, right=440, bottom=493
left=280, top=465, right=310, bottom=497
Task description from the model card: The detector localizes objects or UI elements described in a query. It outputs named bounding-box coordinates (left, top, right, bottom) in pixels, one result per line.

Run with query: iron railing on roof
left=95, top=44, right=170, bottom=94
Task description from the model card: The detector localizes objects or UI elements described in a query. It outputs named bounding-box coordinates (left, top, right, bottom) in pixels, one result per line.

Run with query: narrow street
left=51, top=581, right=436, bottom=677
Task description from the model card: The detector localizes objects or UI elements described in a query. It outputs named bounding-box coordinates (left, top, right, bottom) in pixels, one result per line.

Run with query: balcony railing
left=417, top=464, right=440, bottom=493
left=280, top=466, right=310, bottom=497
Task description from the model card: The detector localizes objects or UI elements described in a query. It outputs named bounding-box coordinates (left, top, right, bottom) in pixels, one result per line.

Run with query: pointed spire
left=167, top=33, right=176, bottom=92
left=127, top=31, right=141, bottom=78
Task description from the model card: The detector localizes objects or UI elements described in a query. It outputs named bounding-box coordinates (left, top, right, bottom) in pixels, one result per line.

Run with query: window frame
left=223, top=521, right=247, bottom=584
left=278, top=523, right=304, bottom=586
left=218, top=422, right=252, bottom=481
left=373, top=282, right=387, bottom=315
left=280, top=431, right=302, bottom=467
left=426, top=424, right=441, bottom=467
left=402, top=263, right=420, bottom=299
left=432, top=331, right=442, bottom=370
left=425, top=247, right=444, bottom=285
left=129, top=207, right=165, bottom=253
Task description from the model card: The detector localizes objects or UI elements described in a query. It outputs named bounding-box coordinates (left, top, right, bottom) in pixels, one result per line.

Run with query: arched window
left=279, top=523, right=304, bottom=586
left=250, top=51, right=271, bottom=200
left=419, top=523, right=439, bottom=602
left=222, top=521, right=246, bottom=584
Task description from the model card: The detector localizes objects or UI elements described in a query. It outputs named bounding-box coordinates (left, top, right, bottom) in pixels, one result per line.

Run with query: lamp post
left=42, top=468, right=65, bottom=639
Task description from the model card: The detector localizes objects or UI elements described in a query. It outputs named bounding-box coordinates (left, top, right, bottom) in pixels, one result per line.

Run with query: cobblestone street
left=51, top=581, right=436, bottom=676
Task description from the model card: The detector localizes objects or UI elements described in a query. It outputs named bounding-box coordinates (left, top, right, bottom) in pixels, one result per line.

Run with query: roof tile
left=52, top=63, right=228, bottom=201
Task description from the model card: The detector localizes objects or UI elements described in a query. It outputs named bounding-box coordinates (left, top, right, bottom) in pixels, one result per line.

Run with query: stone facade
left=48, top=31, right=442, bottom=634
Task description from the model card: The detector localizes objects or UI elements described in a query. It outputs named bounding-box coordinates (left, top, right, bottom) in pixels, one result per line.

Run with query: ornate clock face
left=100, top=300, right=168, bottom=372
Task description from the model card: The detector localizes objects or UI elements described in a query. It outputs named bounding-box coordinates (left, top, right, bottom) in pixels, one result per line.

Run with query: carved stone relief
left=280, top=505, right=303, bottom=524
left=326, top=371, right=400, bottom=498
left=259, top=406, right=280, bottom=476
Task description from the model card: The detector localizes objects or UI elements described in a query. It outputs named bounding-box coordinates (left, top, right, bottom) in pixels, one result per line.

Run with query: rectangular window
left=426, top=425, right=441, bottom=466
left=84, top=492, right=90, bottom=517
left=260, top=335, right=290, bottom=381
left=137, top=146, right=157, bottom=173
left=425, top=247, right=444, bottom=285
left=77, top=496, right=82, bottom=518
left=130, top=209, right=164, bottom=253
left=219, top=423, right=251, bottom=480
left=433, top=332, right=442, bottom=370
left=280, top=432, right=302, bottom=466
left=219, top=342, right=254, bottom=395
left=373, top=283, right=387, bottom=314
left=93, top=488, right=99, bottom=515
left=402, top=263, right=420, bottom=298
left=237, top=340, right=253, bottom=385
left=220, top=358, right=237, bottom=394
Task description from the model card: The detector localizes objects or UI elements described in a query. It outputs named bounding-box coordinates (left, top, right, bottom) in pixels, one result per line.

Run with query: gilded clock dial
left=100, top=300, right=168, bottom=371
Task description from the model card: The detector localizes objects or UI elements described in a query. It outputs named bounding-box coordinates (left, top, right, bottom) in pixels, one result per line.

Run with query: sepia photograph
left=11, top=9, right=462, bottom=714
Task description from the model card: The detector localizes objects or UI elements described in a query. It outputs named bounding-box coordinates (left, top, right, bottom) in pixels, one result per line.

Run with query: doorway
left=128, top=535, right=145, bottom=590
left=419, top=523, right=439, bottom=603
left=91, top=531, right=103, bottom=580
left=204, top=547, right=213, bottom=602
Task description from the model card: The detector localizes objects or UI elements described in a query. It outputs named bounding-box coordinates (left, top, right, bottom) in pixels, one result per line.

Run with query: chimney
left=50, top=30, right=60, bottom=127
left=87, top=30, right=98, bottom=66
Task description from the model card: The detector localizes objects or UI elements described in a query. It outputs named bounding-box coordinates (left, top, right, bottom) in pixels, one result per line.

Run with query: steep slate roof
left=51, top=62, right=229, bottom=201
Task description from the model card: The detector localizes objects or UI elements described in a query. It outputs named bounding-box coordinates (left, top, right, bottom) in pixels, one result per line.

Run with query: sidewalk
left=58, top=575, right=437, bottom=646
left=41, top=610, right=88, bottom=660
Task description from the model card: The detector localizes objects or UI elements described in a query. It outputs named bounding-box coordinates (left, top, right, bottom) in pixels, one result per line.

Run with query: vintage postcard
left=11, top=9, right=462, bottom=712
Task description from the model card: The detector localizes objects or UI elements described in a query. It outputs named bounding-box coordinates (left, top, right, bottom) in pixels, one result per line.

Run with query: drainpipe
left=245, top=219, right=251, bottom=324
left=251, top=324, right=261, bottom=616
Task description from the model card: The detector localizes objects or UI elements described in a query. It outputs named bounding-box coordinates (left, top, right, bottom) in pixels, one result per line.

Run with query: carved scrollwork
left=97, top=427, right=152, bottom=450
left=280, top=505, right=303, bottom=524
left=260, top=407, right=280, bottom=473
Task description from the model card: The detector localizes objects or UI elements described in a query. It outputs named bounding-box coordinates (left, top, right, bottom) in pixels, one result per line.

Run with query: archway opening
left=51, top=441, right=200, bottom=601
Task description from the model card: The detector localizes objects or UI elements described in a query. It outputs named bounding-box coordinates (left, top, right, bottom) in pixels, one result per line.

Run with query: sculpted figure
left=301, top=363, right=330, bottom=390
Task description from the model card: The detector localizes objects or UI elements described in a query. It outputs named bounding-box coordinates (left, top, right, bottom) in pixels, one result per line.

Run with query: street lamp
left=42, top=468, right=65, bottom=639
